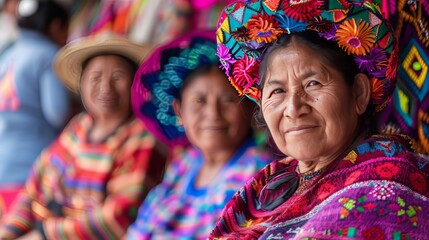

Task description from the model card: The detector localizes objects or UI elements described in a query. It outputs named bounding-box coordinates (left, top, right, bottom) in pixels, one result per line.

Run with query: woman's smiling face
left=261, top=40, right=363, bottom=163
left=174, top=67, right=253, bottom=154
left=80, top=55, right=134, bottom=120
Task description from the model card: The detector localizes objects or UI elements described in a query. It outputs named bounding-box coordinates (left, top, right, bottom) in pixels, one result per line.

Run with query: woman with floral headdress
left=126, top=30, right=272, bottom=239
left=210, top=0, right=429, bottom=239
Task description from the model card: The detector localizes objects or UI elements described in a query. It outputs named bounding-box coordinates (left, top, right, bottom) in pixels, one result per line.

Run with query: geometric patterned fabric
left=379, top=0, right=429, bottom=154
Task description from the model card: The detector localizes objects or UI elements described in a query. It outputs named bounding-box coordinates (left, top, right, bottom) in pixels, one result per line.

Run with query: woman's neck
left=297, top=128, right=368, bottom=174
left=88, top=114, right=131, bottom=143
left=194, top=149, right=235, bottom=188
left=202, top=149, right=235, bottom=166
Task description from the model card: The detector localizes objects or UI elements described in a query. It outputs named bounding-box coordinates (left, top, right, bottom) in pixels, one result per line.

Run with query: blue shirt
left=0, top=30, right=71, bottom=185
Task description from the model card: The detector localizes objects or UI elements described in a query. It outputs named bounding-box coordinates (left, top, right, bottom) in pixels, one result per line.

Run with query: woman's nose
left=99, top=79, right=113, bottom=93
left=205, top=99, right=222, bottom=119
left=283, top=92, right=310, bottom=119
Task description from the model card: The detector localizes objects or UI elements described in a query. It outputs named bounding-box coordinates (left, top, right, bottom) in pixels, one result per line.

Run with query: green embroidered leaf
left=407, top=206, right=417, bottom=217
left=358, top=195, right=366, bottom=203
left=344, top=200, right=356, bottom=210
left=398, top=197, right=406, bottom=207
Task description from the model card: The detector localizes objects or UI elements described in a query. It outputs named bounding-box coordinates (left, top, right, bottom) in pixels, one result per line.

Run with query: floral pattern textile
left=210, top=134, right=429, bottom=239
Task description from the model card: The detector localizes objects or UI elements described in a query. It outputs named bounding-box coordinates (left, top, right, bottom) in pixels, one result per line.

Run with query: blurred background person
left=0, top=0, right=72, bottom=218
left=0, top=0, right=20, bottom=54
left=126, top=30, right=272, bottom=239
left=0, top=33, right=168, bottom=239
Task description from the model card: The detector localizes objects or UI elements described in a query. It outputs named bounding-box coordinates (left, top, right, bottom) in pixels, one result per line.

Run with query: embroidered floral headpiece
left=216, top=0, right=398, bottom=111
left=132, top=30, right=218, bottom=146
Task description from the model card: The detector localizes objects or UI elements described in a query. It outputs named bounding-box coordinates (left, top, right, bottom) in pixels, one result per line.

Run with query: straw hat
left=54, top=33, right=151, bottom=94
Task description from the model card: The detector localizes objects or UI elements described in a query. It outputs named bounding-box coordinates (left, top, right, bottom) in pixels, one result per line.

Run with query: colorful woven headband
left=216, top=0, right=398, bottom=111
left=132, top=30, right=218, bottom=146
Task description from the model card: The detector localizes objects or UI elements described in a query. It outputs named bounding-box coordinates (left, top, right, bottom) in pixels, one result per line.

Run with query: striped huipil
left=0, top=113, right=168, bottom=239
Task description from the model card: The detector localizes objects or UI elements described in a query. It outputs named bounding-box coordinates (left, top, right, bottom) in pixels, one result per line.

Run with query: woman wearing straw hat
left=126, top=30, right=272, bottom=239
left=209, top=0, right=429, bottom=239
left=0, top=33, right=168, bottom=240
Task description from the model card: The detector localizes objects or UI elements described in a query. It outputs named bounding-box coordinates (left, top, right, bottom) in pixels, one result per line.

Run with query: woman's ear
left=172, top=99, right=183, bottom=125
left=352, top=73, right=371, bottom=115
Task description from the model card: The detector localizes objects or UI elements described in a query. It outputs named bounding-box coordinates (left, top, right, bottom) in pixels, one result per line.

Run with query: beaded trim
left=300, top=168, right=325, bottom=181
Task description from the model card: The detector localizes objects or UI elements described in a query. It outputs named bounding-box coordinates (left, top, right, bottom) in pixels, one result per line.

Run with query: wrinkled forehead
left=82, top=54, right=136, bottom=71
left=182, top=67, right=234, bottom=94
left=261, top=41, right=324, bottom=85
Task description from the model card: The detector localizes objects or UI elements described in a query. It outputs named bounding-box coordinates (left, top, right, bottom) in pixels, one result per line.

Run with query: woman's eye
left=306, top=80, right=320, bottom=87
left=112, top=74, right=126, bottom=81
left=195, top=98, right=205, bottom=103
left=221, top=95, right=236, bottom=102
left=272, top=89, right=285, bottom=95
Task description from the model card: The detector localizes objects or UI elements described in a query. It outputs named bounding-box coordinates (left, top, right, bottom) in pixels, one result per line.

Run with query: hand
left=15, top=230, right=43, bottom=240
left=0, top=228, right=14, bottom=239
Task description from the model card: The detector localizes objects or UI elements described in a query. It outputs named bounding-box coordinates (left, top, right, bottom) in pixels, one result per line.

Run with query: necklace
left=300, top=167, right=325, bottom=181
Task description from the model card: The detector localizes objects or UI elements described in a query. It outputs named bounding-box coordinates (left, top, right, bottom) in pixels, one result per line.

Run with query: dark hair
left=81, top=54, right=138, bottom=74
left=255, top=31, right=375, bottom=130
left=18, top=1, right=69, bottom=33
left=177, top=64, right=221, bottom=102
left=177, top=64, right=255, bottom=108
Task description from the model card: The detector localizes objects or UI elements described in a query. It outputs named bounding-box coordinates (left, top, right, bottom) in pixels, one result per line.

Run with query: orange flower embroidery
left=243, top=86, right=261, bottom=103
left=247, top=13, right=282, bottom=43
left=228, top=76, right=245, bottom=96
left=370, top=77, right=384, bottom=104
left=336, top=19, right=376, bottom=56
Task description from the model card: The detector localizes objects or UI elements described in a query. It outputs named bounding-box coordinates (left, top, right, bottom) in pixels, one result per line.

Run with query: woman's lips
left=98, top=96, right=118, bottom=102
left=97, top=96, right=118, bottom=106
left=285, top=125, right=318, bottom=134
left=203, top=126, right=228, bottom=132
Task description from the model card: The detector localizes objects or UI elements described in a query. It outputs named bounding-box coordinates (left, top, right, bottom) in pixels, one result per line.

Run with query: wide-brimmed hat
left=216, top=0, right=398, bottom=112
left=132, top=30, right=218, bottom=146
left=54, top=33, right=151, bottom=93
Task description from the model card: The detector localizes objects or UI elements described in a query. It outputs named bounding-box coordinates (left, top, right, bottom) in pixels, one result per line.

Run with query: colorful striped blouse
left=126, top=139, right=272, bottom=239
left=0, top=113, right=168, bottom=239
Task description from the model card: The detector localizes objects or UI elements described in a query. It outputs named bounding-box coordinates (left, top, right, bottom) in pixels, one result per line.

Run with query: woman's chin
left=283, top=146, right=320, bottom=162
left=197, top=142, right=237, bottom=155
